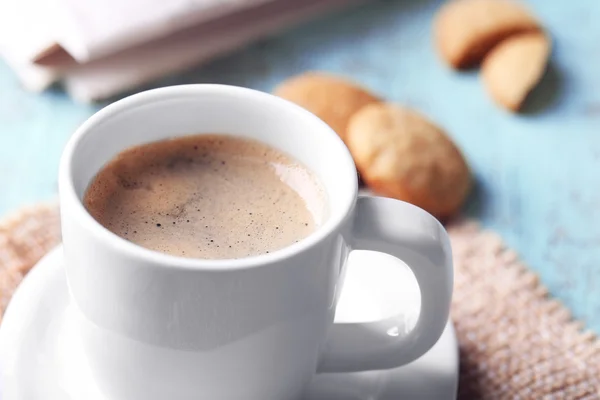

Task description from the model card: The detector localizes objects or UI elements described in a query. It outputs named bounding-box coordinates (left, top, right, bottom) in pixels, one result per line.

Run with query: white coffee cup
left=59, top=85, right=453, bottom=400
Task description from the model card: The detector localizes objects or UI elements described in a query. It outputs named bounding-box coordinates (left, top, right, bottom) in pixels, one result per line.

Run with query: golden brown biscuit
left=482, top=31, right=551, bottom=111
left=273, top=72, right=381, bottom=143
left=434, top=0, right=540, bottom=69
left=347, top=103, right=471, bottom=218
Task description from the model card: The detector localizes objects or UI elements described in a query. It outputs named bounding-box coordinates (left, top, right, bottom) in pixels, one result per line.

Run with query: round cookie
left=347, top=103, right=471, bottom=218
left=482, top=31, right=551, bottom=112
left=273, top=72, right=381, bottom=143
left=434, top=0, right=540, bottom=69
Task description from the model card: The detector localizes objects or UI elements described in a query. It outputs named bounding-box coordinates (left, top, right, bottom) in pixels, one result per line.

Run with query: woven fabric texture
left=0, top=203, right=599, bottom=399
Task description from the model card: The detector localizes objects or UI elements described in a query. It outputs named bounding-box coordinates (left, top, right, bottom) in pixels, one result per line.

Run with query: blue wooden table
left=1, top=0, right=599, bottom=331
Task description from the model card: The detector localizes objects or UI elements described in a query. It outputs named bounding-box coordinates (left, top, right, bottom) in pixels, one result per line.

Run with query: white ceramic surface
left=0, top=247, right=458, bottom=400
left=57, top=85, right=453, bottom=399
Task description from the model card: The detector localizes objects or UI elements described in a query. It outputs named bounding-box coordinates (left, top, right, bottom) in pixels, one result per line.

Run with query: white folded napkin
left=0, top=0, right=361, bottom=102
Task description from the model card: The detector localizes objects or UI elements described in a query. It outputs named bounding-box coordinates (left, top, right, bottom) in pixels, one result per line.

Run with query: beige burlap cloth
left=1, top=203, right=599, bottom=399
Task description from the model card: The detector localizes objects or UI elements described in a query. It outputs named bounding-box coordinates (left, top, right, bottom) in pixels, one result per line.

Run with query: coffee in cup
left=84, top=134, right=326, bottom=259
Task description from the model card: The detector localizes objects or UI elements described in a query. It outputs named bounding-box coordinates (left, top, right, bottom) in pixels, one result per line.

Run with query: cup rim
left=59, top=84, right=358, bottom=271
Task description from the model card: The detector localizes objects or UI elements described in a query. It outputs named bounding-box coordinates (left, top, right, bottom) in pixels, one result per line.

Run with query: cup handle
left=317, top=195, right=453, bottom=373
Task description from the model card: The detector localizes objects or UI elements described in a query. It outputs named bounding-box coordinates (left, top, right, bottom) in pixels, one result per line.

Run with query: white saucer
left=0, top=247, right=458, bottom=400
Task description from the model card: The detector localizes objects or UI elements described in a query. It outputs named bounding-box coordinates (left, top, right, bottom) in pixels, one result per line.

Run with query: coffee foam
left=84, top=134, right=326, bottom=259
